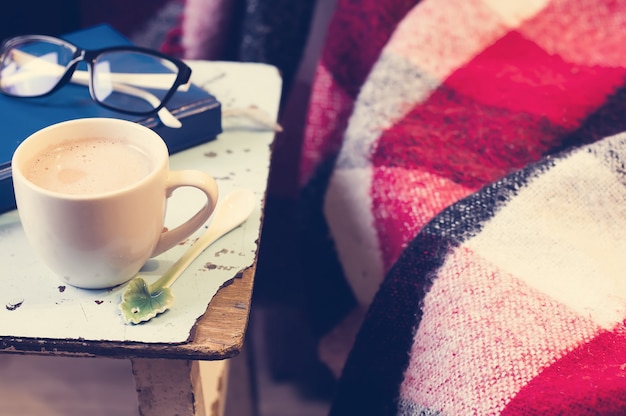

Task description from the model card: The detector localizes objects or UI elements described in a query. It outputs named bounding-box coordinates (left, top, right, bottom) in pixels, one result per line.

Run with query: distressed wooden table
left=0, top=61, right=282, bottom=416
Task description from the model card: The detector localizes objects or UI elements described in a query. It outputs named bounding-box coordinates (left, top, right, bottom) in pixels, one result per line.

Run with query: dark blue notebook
left=0, top=24, right=222, bottom=213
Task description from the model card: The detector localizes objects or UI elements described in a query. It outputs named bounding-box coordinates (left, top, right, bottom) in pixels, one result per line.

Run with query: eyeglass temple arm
left=69, top=75, right=182, bottom=128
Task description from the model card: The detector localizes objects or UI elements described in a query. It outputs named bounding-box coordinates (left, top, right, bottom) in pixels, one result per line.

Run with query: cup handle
left=150, top=170, right=219, bottom=257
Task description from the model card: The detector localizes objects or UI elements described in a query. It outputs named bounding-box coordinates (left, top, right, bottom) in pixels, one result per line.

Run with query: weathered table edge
left=0, top=259, right=258, bottom=361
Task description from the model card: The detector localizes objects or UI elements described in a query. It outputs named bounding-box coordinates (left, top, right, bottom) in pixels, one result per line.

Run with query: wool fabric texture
left=297, top=0, right=626, bottom=414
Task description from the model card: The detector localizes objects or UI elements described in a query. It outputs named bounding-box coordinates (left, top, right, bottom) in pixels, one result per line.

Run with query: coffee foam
left=25, top=137, right=153, bottom=195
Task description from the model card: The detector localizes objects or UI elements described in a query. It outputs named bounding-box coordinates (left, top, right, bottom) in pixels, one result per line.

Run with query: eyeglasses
left=0, top=35, right=192, bottom=128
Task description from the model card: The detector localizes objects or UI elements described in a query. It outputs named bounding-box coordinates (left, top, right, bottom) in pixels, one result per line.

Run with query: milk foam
left=25, top=137, right=153, bottom=195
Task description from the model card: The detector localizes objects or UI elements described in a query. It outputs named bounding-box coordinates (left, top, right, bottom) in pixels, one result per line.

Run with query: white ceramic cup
left=12, top=117, right=219, bottom=289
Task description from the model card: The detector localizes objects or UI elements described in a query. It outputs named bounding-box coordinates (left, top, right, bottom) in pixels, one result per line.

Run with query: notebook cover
left=0, top=24, right=222, bottom=213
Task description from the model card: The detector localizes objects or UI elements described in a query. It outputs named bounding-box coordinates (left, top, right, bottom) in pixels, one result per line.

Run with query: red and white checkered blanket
left=298, top=0, right=626, bottom=414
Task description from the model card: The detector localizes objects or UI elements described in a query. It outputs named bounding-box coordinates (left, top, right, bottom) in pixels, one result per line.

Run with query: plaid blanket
left=298, top=0, right=626, bottom=414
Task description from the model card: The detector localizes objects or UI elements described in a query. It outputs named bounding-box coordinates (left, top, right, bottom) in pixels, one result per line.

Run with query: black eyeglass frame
left=0, top=34, right=192, bottom=116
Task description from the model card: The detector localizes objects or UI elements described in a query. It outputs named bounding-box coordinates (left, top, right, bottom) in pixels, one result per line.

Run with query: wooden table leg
left=131, top=358, right=229, bottom=416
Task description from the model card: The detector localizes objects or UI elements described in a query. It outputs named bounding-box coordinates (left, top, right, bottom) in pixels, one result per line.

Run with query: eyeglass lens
left=0, top=38, right=74, bottom=96
left=0, top=37, right=181, bottom=114
left=92, top=50, right=180, bottom=113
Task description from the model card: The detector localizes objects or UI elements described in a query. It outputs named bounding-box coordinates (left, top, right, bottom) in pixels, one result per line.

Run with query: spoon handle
left=148, top=188, right=256, bottom=291
left=152, top=225, right=228, bottom=290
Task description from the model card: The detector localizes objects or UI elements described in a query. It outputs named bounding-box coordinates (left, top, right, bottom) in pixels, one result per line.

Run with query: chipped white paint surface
left=0, top=61, right=281, bottom=344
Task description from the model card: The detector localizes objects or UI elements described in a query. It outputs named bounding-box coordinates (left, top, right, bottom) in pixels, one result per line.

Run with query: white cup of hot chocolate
left=12, top=117, right=219, bottom=289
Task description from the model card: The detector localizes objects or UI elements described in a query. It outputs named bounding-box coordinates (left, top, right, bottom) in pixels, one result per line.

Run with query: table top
left=0, top=61, right=282, bottom=360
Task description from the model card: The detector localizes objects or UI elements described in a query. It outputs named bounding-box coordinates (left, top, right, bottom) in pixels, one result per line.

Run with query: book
left=0, top=24, right=222, bottom=213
